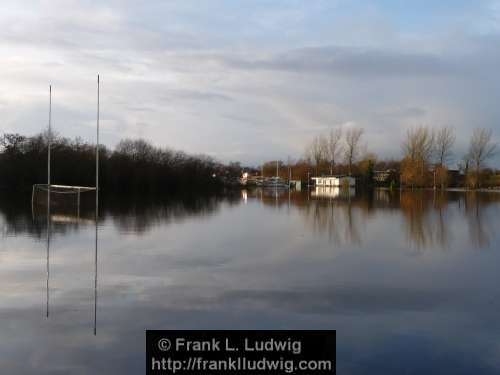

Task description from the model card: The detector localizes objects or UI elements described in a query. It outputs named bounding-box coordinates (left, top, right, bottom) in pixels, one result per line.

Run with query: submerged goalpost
left=33, top=76, right=101, bottom=335
left=32, top=76, right=100, bottom=214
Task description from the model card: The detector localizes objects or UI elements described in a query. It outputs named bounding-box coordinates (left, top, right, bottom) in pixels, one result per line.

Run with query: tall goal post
left=32, top=76, right=101, bottom=217
left=94, top=74, right=99, bottom=336
left=48, top=84, right=52, bottom=210
left=96, top=74, right=100, bottom=220
left=32, top=77, right=101, bottom=332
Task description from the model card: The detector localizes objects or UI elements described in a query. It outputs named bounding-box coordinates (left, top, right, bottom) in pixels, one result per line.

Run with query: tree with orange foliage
left=401, top=126, right=435, bottom=188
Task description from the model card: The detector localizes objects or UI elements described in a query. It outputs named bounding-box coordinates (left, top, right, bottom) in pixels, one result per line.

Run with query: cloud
left=0, top=0, right=500, bottom=165
left=221, top=46, right=454, bottom=77
left=159, top=89, right=233, bottom=103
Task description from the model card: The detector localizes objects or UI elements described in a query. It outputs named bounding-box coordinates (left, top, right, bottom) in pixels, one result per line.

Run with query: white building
left=311, top=175, right=355, bottom=187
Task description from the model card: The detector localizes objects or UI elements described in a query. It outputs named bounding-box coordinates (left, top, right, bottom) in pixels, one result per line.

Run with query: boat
left=261, top=176, right=289, bottom=189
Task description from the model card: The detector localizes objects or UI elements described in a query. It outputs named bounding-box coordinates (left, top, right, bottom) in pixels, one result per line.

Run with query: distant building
left=311, top=175, right=355, bottom=187
left=374, top=169, right=397, bottom=184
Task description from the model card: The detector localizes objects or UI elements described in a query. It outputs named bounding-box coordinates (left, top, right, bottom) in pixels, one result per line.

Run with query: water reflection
left=1, top=189, right=500, bottom=374
left=462, top=191, right=495, bottom=249
left=32, top=194, right=100, bottom=335
left=398, top=190, right=498, bottom=251
left=304, top=188, right=363, bottom=246
left=241, top=188, right=500, bottom=251
left=2, top=189, right=500, bottom=252
left=0, top=192, right=240, bottom=238
left=310, top=186, right=355, bottom=199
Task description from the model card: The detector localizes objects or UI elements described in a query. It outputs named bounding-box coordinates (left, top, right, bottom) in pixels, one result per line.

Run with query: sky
left=1, top=0, right=500, bottom=166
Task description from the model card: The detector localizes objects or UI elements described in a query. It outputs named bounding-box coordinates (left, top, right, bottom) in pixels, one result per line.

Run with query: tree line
left=0, top=132, right=229, bottom=193
left=400, top=126, right=497, bottom=188
left=258, top=126, right=498, bottom=189
left=1, top=126, right=497, bottom=193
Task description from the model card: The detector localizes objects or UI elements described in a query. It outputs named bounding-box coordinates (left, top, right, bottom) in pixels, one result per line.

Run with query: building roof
left=312, top=175, right=352, bottom=179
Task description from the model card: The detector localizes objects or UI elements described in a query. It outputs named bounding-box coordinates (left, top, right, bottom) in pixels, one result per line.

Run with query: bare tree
left=458, top=153, right=471, bottom=177
left=435, top=126, right=456, bottom=166
left=306, top=135, right=328, bottom=175
left=402, top=126, right=435, bottom=163
left=0, top=133, right=27, bottom=153
left=433, top=126, right=455, bottom=189
left=343, top=127, right=364, bottom=176
left=327, top=127, right=343, bottom=175
left=467, top=128, right=497, bottom=188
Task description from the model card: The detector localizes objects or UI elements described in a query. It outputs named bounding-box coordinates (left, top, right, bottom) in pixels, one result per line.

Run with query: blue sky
left=0, top=0, right=499, bottom=165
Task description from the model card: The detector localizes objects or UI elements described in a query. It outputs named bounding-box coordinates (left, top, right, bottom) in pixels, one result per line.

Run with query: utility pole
left=287, top=156, right=292, bottom=185
left=433, top=167, right=436, bottom=190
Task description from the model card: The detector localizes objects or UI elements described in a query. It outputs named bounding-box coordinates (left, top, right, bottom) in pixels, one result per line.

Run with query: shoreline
left=377, top=186, right=500, bottom=193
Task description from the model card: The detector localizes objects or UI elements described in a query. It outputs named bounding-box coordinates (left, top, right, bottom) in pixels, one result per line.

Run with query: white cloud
left=0, top=0, right=499, bottom=165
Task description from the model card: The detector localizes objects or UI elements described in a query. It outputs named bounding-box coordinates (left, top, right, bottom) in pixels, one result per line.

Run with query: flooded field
left=1, top=188, right=500, bottom=374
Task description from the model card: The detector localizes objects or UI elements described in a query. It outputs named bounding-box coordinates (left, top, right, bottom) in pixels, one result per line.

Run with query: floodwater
left=1, top=188, right=500, bottom=374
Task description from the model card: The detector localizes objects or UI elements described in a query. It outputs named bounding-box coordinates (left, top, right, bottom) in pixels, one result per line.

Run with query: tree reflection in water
left=462, top=191, right=495, bottom=249
left=399, top=190, right=498, bottom=251
left=0, top=192, right=241, bottom=238
left=244, top=187, right=500, bottom=251
left=1, top=189, right=499, bottom=250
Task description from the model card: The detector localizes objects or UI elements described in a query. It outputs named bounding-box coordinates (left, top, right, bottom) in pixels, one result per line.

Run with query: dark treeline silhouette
left=0, top=133, right=232, bottom=193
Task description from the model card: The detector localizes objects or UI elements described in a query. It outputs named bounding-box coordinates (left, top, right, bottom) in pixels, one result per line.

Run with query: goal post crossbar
left=33, top=184, right=97, bottom=191
left=31, top=184, right=97, bottom=214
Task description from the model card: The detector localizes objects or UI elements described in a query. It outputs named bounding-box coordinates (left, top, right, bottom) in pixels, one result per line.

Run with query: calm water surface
left=1, top=188, right=500, bottom=374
